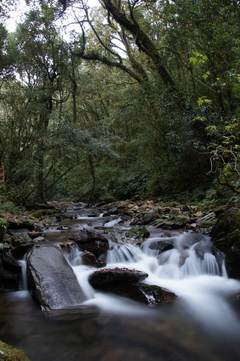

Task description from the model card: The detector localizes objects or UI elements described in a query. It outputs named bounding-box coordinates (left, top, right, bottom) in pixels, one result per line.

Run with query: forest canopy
left=0, top=0, right=240, bottom=205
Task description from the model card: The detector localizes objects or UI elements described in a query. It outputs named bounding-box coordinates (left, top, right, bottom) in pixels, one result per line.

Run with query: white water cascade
left=71, top=231, right=240, bottom=332
left=18, top=257, right=28, bottom=290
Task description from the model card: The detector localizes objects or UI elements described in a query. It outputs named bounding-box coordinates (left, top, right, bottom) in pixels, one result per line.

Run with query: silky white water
left=18, top=257, right=28, bottom=290
left=71, top=231, right=240, bottom=333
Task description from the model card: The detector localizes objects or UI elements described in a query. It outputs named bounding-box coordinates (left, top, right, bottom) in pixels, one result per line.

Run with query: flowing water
left=18, top=257, right=28, bottom=290
left=0, top=210, right=240, bottom=361
left=70, top=232, right=240, bottom=335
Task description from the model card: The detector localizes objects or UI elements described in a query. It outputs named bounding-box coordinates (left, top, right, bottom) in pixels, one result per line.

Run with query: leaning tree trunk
left=88, top=154, right=96, bottom=203
left=35, top=94, right=53, bottom=205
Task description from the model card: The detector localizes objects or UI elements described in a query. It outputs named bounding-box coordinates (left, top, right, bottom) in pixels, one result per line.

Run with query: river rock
left=125, top=226, right=150, bottom=243
left=9, top=233, right=33, bottom=247
left=69, top=228, right=109, bottom=258
left=28, top=231, right=43, bottom=239
left=89, top=267, right=176, bottom=304
left=81, top=251, right=105, bottom=267
left=117, top=283, right=177, bottom=305
left=0, top=268, right=19, bottom=290
left=211, top=207, right=240, bottom=279
left=146, top=238, right=174, bottom=253
left=27, top=245, right=86, bottom=310
left=6, top=215, right=36, bottom=231
left=2, top=251, right=21, bottom=272
left=89, top=267, right=148, bottom=289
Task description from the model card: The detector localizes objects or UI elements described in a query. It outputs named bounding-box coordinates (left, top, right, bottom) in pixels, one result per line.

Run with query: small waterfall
left=143, top=233, right=225, bottom=278
left=62, top=243, right=83, bottom=266
left=18, top=257, right=28, bottom=290
left=71, top=229, right=240, bottom=334
left=107, top=242, right=142, bottom=264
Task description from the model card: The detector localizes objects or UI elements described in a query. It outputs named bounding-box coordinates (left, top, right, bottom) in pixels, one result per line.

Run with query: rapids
left=1, top=207, right=240, bottom=361
left=69, top=230, right=240, bottom=335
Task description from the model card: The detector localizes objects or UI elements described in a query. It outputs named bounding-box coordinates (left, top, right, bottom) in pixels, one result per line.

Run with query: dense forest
left=0, top=0, right=239, bottom=207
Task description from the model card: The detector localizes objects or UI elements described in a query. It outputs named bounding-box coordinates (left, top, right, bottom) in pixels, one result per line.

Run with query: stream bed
left=0, top=205, right=240, bottom=361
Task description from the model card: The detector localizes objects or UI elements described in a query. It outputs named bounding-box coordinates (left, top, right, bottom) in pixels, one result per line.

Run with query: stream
left=0, top=205, right=240, bottom=361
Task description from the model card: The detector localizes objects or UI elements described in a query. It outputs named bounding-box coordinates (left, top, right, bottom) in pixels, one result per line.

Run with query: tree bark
left=100, top=0, right=177, bottom=89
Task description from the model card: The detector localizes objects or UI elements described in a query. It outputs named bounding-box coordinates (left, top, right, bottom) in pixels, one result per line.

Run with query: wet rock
left=6, top=215, right=36, bottom=231
left=2, top=251, right=21, bottom=272
left=194, top=238, right=213, bottom=259
left=146, top=239, right=174, bottom=253
left=0, top=340, right=31, bottom=361
left=69, top=228, right=109, bottom=258
left=30, top=208, right=56, bottom=219
left=82, top=251, right=97, bottom=266
left=28, top=231, right=43, bottom=239
left=125, top=226, right=150, bottom=242
left=133, top=284, right=176, bottom=305
left=95, top=282, right=176, bottom=305
left=0, top=259, right=19, bottom=290
left=142, top=210, right=159, bottom=225
left=101, top=207, right=119, bottom=217
left=154, top=214, right=190, bottom=229
left=27, top=245, right=86, bottom=310
left=11, top=244, right=33, bottom=259
left=9, top=233, right=33, bottom=248
left=89, top=267, right=176, bottom=305
left=211, top=207, right=240, bottom=279
left=89, top=268, right=148, bottom=289
left=82, top=251, right=104, bottom=267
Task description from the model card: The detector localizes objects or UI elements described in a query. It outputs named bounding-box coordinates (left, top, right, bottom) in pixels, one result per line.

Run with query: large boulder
left=89, top=268, right=176, bottom=305
left=211, top=207, right=240, bottom=279
left=27, top=245, right=86, bottom=310
left=89, top=267, right=148, bottom=289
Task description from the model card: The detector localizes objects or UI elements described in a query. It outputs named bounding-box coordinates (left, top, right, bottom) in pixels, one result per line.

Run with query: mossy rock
left=31, top=209, right=56, bottom=219
left=10, top=233, right=33, bottom=247
left=211, top=208, right=240, bottom=239
left=154, top=214, right=189, bottom=229
left=0, top=341, right=31, bottom=361
left=126, top=226, right=150, bottom=241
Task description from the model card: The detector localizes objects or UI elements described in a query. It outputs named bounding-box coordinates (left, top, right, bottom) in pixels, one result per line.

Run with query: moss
left=30, top=209, right=56, bottom=219
left=0, top=341, right=31, bottom=361
left=126, top=226, right=150, bottom=241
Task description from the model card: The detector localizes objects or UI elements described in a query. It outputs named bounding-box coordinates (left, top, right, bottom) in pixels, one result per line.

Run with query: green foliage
left=189, top=51, right=208, bottom=66
left=0, top=201, right=22, bottom=214
left=0, top=0, right=240, bottom=204
left=0, top=217, right=7, bottom=231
